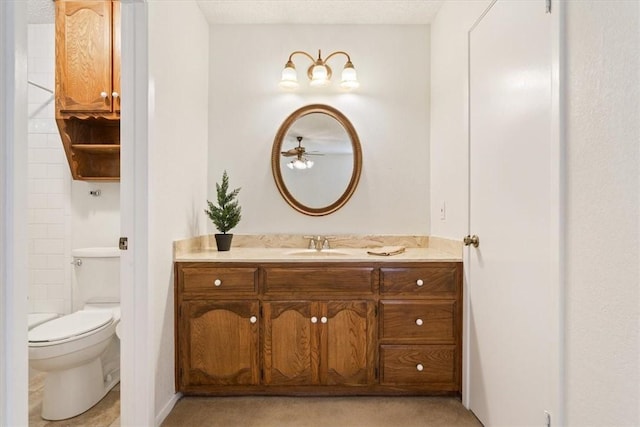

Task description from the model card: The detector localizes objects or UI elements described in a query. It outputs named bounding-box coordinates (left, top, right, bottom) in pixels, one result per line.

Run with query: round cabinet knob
left=249, top=316, right=257, bottom=324
left=100, top=91, right=108, bottom=98
left=321, top=316, right=328, bottom=324
left=416, top=279, right=424, bottom=287
left=415, top=318, right=424, bottom=326
left=112, top=91, right=119, bottom=98
left=311, top=316, right=318, bottom=324
left=214, top=279, right=222, bottom=287
left=416, top=364, right=424, bottom=372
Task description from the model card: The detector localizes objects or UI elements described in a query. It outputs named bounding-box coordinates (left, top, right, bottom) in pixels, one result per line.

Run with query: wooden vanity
left=174, top=252, right=462, bottom=396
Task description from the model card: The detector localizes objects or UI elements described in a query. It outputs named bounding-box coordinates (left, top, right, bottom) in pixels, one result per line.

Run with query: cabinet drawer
left=181, top=267, right=258, bottom=294
left=380, top=301, right=456, bottom=342
left=380, top=345, right=457, bottom=386
left=264, top=267, right=374, bottom=294
left=381, top=267, right=457, bottom=296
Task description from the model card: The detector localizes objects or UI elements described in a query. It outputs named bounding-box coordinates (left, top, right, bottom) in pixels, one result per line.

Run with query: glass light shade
left=287, top=161, right=294, bottom=169
left=310, top=64, right=329, bottom=87
left=341, top=65, right=359, bottom=89
left=305, top=159, right=314, bottom=168
left=293, top=158, right=307, bottom=169
left=279, top=65, right=299, bottom=89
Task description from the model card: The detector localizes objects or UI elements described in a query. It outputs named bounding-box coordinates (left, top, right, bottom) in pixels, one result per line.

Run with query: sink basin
left=285, top=249, right=352, bottom=257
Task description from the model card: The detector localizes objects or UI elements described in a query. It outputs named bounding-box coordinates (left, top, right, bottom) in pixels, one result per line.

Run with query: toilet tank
left=72, top=247, right=120, bottom=309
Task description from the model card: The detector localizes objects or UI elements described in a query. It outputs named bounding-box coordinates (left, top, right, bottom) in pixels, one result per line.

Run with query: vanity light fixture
left=279, top=50, right=359, bottom=90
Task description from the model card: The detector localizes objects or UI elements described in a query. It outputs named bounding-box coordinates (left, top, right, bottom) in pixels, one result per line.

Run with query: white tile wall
left=28, top=23, right=72, bottom=315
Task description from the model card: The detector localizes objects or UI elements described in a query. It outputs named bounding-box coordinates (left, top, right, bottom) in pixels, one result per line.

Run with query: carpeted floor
left=161, top=396, right=483, bottom=427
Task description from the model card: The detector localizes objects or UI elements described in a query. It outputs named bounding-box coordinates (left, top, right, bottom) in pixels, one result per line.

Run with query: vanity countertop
left=174, top=246, right=461, bottom=263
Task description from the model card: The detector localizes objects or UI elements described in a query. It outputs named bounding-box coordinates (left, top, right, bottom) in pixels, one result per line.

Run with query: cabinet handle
left=321, top=316, right=328, bottom=324
left=311, top=316, right=318, bottom=324
left=112, top=91, right=119, bottom=98
left=100, top=91, right=108, bottom=99
left=416, top=279, right=424, bottom=287
left=249, top=316, right=257, bottom=324
left=415, top=318, right=423, bottom=326
left=214, top=279, right=222, bottom=287
left=416, top=363, right=424, bottom=372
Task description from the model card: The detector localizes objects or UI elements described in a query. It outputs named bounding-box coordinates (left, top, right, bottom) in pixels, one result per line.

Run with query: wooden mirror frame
left=271, top=104, right=362, bottom=216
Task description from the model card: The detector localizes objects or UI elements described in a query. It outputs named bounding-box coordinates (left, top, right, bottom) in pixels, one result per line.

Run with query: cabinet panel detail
left=181, top=267, right=258, bottom=294
left=264, top=267, right=374, bottom=294
left=179, top=300, right=259, bottom=387
left=263, top=301, right=316, bottom=385
left=380, top=301, right=456, bottom=342
left=381, top=267, right=457, bottom=296
left=380, top=345, right=457, bottom=387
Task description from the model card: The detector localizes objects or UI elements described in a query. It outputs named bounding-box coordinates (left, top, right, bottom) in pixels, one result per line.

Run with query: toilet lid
left=28, top=311, right=113, bottom=343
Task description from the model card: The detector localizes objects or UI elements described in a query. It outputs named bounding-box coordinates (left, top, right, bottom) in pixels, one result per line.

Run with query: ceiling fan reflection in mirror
left=281, top=136, right=323, bottom=170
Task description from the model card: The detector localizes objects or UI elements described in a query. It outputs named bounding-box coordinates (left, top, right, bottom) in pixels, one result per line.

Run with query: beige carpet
left=162, top=396, right=483, bottom=427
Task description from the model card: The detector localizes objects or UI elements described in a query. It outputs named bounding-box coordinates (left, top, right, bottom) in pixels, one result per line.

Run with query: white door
left=468, top=1, right=561, bottom=425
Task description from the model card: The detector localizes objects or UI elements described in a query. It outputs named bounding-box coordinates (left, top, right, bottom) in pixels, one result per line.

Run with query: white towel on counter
left=366, top=246, right=406, bottom=256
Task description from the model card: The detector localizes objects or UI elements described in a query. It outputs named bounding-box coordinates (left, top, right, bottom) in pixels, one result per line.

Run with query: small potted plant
left=205, top=170, right=242, bottom=251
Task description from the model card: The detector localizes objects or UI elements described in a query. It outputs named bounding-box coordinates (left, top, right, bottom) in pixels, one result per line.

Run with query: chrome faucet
left=304, top=236, right=331, bottom=251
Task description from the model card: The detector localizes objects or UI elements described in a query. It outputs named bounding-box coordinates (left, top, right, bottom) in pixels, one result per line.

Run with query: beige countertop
left=174, top=246, right=461, bottom=263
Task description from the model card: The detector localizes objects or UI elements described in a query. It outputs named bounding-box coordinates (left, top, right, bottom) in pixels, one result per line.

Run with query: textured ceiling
left=28, top=0, right=444, bottom=25
left=196, top=1, right=445, bottom=24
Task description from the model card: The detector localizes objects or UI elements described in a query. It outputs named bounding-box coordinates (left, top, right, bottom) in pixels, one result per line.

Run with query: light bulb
left=279, top=62, right=299, bottom=89
left=341, top=62, right=359, bottom=89
left=310, top=64, right=329, bottom=87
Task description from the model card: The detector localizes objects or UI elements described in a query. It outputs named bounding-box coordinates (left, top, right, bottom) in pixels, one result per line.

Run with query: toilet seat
left=29, top=311, right=114, bottom=345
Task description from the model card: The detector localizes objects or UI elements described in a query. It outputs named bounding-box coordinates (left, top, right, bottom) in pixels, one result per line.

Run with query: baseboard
left=155, top=392, right=182, bottom=426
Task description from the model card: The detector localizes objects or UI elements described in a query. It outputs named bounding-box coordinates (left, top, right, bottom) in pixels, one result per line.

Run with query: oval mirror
left=271, top=104, right=362, bottom=216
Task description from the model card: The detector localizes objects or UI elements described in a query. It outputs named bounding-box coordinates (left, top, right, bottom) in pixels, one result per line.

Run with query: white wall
left=209, top=24, right=430, bottom=234
left=564, top=2, right=639, bottom=425
left=27, top=23, right=72, bottom=315
left=147, top=1, right=209, bottom=420
left=430, top=0, right=491, bottom=239
left=431, top=1, right=640, bottom=425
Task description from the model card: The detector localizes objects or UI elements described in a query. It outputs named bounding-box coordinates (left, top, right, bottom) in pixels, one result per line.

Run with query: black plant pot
left=215, top=233, right=233, bottom=251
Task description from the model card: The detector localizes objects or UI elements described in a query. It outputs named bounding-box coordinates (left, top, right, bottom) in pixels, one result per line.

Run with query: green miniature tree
left=205, top=170, right=241, bottom=234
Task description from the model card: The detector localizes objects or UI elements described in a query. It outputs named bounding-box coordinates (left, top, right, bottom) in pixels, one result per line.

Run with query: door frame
left=0, top=1, right=154, bottom=425
left=0, top=2, right=29, bottom=425
left=463, top=0, right=565, bottom=423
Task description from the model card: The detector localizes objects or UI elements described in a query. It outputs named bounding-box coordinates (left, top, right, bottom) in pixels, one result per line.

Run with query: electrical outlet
left=439, top=201, right=446, bottom=221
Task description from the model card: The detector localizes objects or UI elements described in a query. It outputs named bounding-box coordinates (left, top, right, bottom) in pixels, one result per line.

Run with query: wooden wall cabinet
left=175, top=261, right=462, bottom=396
left=55, top=0, right=121, bottom=181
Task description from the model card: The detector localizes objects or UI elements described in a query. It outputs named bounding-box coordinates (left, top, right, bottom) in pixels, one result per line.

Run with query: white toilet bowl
left=29, top=306, right=120, bottom=420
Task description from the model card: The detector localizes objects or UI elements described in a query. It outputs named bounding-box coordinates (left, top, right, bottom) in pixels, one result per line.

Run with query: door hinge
left=119, top=237, right=128, bottom=250
left=545, top=0, right=551, bottom=13
left=545, top=411, right=551, bottom=427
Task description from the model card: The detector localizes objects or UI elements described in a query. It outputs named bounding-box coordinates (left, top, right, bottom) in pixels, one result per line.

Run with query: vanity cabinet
left=379, top=266, right=461, bottom=392
left=175, top=265, right=260, bottom=392
left=55, top=0, right=121, bottom=181
left=263, top=300, right=375, bottom=386
left=174, top=261, right=461, bottom=396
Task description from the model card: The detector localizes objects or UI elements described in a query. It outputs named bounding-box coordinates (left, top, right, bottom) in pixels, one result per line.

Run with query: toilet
left=28, top=247, right=120, bottom=421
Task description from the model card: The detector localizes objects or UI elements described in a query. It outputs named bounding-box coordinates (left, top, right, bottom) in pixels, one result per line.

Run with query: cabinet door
left=111, top=0, right=120, bottom=113
left=178, top=300, right=259, bottom=388
left=322, top=300, right=375, bottom=385
left=56, top=0, right=113, bottom=113
left=263, top=301, right=318, bottom=385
